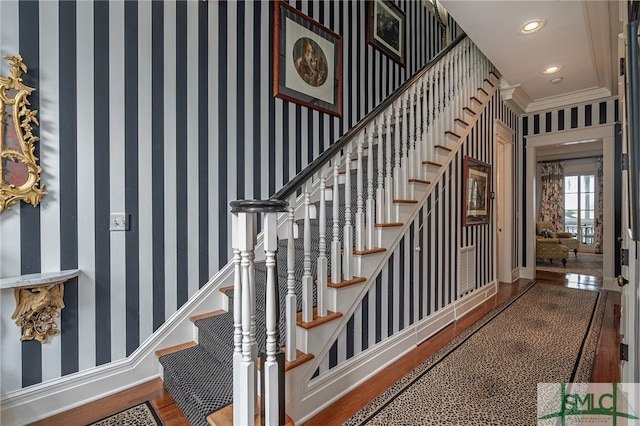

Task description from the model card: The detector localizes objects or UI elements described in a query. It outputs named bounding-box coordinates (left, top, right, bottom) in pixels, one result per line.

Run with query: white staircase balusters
left=318, top=173, right=328, bottom=317
left=233, top=211, right=257, bottom=425
left=224, top=38, right=500, bottom=424
left=231, top=222, right=243, bottom=423
left=331, top=158, right=342, bottom=283
left=302, top=185, right=314, bottom=323
left=286, top=199, right=297, bottom=362
left=401, top=92, right=409, bottom=200
left=368, top=123, right=377, bottom=250
left=393, top=98, right=402, bottom=209
left=427, top=67, right=435, bottom=168
left=263, top=212, right=280, bottom=425
left=443, top=58, right=451, bottom=146
left=232, top=244, right=242, bottom=363
left=465, top=41, right=471, bottom=108
left=384, top=107, right=393, bottom=223
left=413, top=82, right=422, bottom=189
left=248, top=217, right=258, bottom=416
left=355, top=134, right=365, bottom=253
left=343, top=143, right=353, bottom=281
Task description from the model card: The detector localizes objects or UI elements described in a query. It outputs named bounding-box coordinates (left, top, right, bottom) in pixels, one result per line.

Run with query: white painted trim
left=603, top=276, right=619, bottom=292
left=525, top=88, right=612, bottom=113
left=454, top=281, right=497, bottom=320
left=495, top=120, right=514, bottom=284
left=0, top=259, right=234, bottom=425
left=416, top=305, right=455, bottom=344
left=499, top=80, right=529, bottom=115
left=511, top=267, right=521, bottom=283
left=525, top=124, right=614, bottom=284
left=288, top=282, right=497, bottom=425
left=520, top=267, right=535, bottom=280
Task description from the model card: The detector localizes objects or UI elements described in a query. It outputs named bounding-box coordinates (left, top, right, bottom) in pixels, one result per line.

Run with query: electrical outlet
left=110, top=213, right=129, bottom=231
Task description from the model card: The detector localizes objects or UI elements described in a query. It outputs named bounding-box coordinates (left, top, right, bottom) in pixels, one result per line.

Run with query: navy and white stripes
left=314, top=88, right=516, bottom=376
left=522, top=99, right=618, bottom=137
left=0, top=0, right=454, bottom=391
left=519, top=98, right=618, bottom=266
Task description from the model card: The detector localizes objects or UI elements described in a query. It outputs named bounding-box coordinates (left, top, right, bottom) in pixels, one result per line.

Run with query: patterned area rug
left=343, top=282, right=606, bottom=425
left=87, top=401, right=163, bottom=426
left=536, top=252, right=603, bottom=277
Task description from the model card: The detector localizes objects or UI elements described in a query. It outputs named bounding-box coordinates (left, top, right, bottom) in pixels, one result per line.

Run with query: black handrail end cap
left=230, top=199, right=289, bottom=213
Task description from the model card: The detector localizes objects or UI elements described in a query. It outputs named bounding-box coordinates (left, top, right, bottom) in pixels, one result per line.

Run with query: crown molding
left=499, top=80, right=529, bottom=115
left=525, top=87, right=612, bottom=113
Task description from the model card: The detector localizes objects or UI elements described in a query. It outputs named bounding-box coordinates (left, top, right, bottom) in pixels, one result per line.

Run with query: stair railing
left=230, top=34, right=496, bottom=425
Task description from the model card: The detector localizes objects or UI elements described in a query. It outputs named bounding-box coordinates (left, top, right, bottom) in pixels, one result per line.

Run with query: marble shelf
left=0, top=269, right=80, bottom=290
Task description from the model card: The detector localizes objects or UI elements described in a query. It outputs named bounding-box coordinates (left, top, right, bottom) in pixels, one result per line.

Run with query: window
left=564, top=174, right=595, bottom=245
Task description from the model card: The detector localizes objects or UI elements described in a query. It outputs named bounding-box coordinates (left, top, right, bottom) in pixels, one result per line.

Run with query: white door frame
left=524, top=124, right=616, bottom=290
left=495, top=120, right=514, bottom=283
left=621, top=126, right=639, bottom=383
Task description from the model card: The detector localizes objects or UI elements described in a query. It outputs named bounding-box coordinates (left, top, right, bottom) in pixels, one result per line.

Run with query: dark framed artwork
left=463, top=156, right=492, bottom=226
left=273, top=0, right=343, bottom=117
left=367, top=0, right=406, bottom=66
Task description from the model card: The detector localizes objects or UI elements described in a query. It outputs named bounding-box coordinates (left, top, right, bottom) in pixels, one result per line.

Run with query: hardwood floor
left=29, top=272, right=620, bottom=426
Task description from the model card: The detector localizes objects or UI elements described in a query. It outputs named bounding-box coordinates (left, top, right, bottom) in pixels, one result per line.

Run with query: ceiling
left=440, top=0, right=624, bottom=114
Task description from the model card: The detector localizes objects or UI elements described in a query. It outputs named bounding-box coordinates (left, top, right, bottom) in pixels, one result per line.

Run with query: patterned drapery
left=538, top=161, right=565, bottom=230
left=594, top=158, right=604, bottom=253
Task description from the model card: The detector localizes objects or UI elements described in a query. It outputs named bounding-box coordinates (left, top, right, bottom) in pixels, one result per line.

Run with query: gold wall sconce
left=0, top=54, right=46, bottom=213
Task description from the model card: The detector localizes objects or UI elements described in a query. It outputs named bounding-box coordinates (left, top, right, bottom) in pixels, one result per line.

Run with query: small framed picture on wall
left=367, top=0, right=406, bottom=66
left=463, top=156, right=492, bottom=226
left=273, top=0, right=343, bottom=117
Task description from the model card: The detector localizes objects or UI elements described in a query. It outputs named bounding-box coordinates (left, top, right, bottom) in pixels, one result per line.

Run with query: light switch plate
left=110, top=213, right=129, bottom=231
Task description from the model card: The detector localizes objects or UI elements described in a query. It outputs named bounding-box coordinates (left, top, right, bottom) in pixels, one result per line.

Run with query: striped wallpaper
left=0, top=0, right=457, bottom=392
left=519, top=98, right=618, bottom=266
left=313, top=88, right=518, bottom=376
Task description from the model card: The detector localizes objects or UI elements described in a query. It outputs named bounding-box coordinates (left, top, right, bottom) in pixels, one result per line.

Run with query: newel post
left=231, top=199, right=288, bottom=426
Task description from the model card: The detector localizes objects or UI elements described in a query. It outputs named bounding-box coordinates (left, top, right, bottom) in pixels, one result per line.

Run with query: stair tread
left=159, top=345, right=234, bottom=426
left=158, top=68, right=495, bottom=424
left=156, top=341, right=198, bottom=358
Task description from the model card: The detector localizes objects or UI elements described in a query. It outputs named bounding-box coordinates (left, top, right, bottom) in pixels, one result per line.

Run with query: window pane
left=565, top=193, right=578, bottom=210
left=583, top=210, right=595, bottom=220
left=565, top=176, right=578, bottom=193
left=581, top=175, right=594, bottom=192
left=581, top=193, right=594, bottom=210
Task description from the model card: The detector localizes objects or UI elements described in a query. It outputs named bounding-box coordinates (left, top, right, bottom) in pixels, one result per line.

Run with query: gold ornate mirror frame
left=0, top=54, right=45, bottom=213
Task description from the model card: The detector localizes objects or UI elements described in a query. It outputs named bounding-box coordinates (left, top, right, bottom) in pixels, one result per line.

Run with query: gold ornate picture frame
left=0, top=54, right=45, bottom=213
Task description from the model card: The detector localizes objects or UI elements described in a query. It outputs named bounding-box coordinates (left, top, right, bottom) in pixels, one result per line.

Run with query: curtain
left=594, top=158, right=604, bottom=253
left=538, top=161, right=565, bottom=230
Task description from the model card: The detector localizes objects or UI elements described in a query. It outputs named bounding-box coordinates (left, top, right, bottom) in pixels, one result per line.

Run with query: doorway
left=495, top=120, right=513, bottom=283
left=525, top=125, right=615, bottom=289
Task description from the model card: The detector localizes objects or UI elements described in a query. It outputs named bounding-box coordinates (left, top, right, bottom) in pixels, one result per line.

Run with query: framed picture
left=367, top=0, right=406, bottom=66
left=463, top=156, right=492, bottom=226
left=273, top=0, right=342, bottom=117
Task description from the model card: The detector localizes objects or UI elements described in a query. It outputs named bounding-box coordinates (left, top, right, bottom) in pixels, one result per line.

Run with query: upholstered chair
left=536, top=221, right=579, bottom=256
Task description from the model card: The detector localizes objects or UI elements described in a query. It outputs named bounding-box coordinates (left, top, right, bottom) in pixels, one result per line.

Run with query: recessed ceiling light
left=550, top=77, right=563, bottom=84
left=518, top=19, right=546, bottom=35
left=543, top=65, right=563, bottom=74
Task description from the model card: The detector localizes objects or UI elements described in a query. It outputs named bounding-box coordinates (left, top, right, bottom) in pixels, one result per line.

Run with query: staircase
left=155, top=35, right=500, bottom=425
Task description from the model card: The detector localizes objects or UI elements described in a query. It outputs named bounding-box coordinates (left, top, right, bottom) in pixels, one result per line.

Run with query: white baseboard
left=453, top=281, right=497, bottom=320
left=288, top=282, right=496, bottom=424
left=0, top=261, right=236, bottom=425
left=603, top=276, right=620, bottom=292
left=520, top=266, right=535, bottom=280
left=511, top=267, right=521, bottom=282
